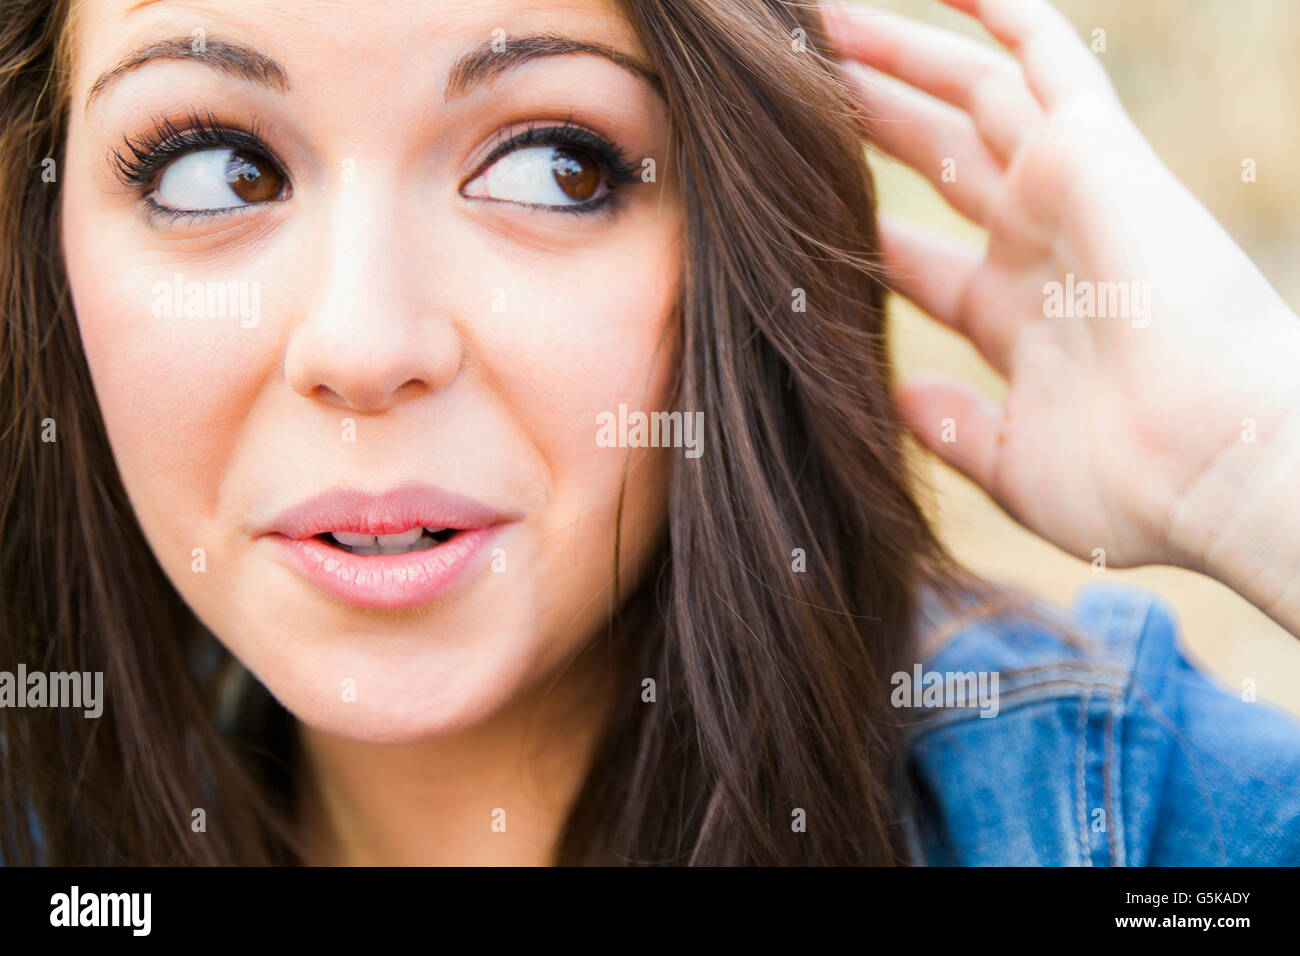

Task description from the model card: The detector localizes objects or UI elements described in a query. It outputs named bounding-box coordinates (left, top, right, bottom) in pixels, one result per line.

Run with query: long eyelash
left=114, top=112, right=633, bottom=221
left=110, top=109, right=274, bottom=189
left=472, top=116, right=640, bottom=215
left=482, top=117, right=638, bottom=183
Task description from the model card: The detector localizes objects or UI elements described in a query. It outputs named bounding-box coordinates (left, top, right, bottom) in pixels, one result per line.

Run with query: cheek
left=451, top=220, right=680, bottom=633
left=479, top=228, right=681, bottom=525
left=62, top=215, right=274, bottom=566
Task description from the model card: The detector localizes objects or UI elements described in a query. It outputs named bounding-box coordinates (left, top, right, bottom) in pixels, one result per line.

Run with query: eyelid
left=111, top=109, right=288, bottom=192
left=462, top=120, right=639, bottom=192
left=141, top=194, right=253, bottom=226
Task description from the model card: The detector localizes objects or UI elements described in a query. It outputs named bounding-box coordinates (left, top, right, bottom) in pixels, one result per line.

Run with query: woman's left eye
left=462, top=145, right=609, bottom=208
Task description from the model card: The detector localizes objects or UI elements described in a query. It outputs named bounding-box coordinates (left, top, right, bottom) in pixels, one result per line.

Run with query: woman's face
left=61, top=0, right=681, bottom=743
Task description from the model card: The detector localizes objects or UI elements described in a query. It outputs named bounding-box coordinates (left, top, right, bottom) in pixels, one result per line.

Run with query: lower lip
left=267, top=526, right=501, bottom=610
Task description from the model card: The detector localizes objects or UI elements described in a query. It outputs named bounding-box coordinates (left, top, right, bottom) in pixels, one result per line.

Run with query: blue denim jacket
left=901, top=582, right=1300, bottom=865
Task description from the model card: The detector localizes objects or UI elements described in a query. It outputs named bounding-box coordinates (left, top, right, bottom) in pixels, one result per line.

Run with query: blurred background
left=854, top=0, right=1300, bottom=715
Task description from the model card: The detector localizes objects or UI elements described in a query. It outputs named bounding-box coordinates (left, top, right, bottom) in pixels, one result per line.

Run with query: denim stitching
left=1102, top=590, right=1144, bottom=868
left=1104, top=701, right=1121, bottom=865
left=1075, top=665, right=1094, bottom=866
left=1095, top=592, right=1121, bottom=867
left=902, top=676, right=1124, bottom=733
left=1081, top=590, right=1123, bottom=866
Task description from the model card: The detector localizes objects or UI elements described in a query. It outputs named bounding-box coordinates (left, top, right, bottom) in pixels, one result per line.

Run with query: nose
left=284, top=185, right=462, bottom=414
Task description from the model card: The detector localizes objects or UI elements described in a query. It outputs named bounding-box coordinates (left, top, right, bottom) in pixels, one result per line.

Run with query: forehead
left=79, top=0, right=633, bottom=32
left=68, top=0, right=645, bottom=85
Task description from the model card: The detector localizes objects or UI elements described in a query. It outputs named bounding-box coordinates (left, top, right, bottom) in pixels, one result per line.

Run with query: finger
left=936, top=0, right=1119, bottom=110
left=878, top=214, right=1016, bottom=376
left=894, top=373, right=1004, bottom=493
left=877, top=213, right=980, bottom=323
left=844, top=63, right=1005, bottom=225
left=822, top=4, right=1043, bottom=162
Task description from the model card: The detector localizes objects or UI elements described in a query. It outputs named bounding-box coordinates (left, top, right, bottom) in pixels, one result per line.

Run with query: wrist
left=1168, top=405, right=1300, bottom=634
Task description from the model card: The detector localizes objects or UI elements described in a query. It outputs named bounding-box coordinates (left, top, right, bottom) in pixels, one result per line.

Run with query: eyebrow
left=86, top=37, right=289, bottom=111
left=444, top=34, right=662, bottom=101
left=85, top=32, right=661, bottom=113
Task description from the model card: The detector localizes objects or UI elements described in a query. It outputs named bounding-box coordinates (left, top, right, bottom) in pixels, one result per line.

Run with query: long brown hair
left=2, top=0, right=973, bottom=864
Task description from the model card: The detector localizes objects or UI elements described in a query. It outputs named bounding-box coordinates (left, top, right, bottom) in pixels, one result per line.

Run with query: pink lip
left=260, top=483, right=511, bottom=610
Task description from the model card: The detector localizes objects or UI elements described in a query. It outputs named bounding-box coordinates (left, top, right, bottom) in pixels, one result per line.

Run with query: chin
left=238, top=614, right=557, bottom=746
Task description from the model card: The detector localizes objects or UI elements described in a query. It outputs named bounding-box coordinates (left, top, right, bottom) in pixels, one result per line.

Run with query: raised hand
left=823, top=0, right=1300, bottom=633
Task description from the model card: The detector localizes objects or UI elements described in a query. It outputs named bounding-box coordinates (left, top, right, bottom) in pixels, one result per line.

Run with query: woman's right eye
left=462, top=145, right=611, bottom=208
left=153, top=148, right=287, bottom=212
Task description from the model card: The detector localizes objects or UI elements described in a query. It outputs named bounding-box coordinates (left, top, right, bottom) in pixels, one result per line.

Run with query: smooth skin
left=63, top=0, right=681, bottom=865
left=824, top=0, right=1300, bottom=636
left=59, top=0, right=1299, bottom=866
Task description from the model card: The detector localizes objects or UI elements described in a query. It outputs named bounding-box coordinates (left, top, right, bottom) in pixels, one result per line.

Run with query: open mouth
left=315, top=526, right=461, bottom=556
left=261, top=484, right=512, bottom=609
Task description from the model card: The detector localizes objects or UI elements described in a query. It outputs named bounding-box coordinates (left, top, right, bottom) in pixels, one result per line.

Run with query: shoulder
left=902, top=582, right=1300, bottom=865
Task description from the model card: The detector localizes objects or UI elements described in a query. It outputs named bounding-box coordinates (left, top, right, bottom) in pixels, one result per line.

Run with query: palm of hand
left=828, top=0, right=1299, bottom=570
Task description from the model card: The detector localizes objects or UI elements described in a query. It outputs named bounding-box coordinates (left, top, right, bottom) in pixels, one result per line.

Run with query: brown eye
left=550, top=148, right=601, bottom=202
left=225, top=150, right=285, bottom=203
left=461, top=140, right=615, bottom=209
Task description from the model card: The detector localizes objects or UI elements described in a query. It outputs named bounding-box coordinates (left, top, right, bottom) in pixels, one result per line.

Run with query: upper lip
left=262, top=483, right=510, bottom=540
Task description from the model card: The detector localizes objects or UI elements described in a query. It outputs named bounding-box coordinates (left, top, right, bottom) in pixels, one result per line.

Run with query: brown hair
left=3, top=0, right=991, bottom=864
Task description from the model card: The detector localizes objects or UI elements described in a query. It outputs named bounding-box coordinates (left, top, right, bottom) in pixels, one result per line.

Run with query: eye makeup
left=110, top=109, right=290, bottom=223
left=461, top=117, right=641, bottom=216
left=109, top=108, right=643, bottom=223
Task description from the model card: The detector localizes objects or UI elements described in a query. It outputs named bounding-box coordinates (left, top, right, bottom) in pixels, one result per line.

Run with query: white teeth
left=327, top=526, right=439, bottom=556
left=332, top=531, right=377, bottom=548
left=424, top=527, right=447, bottom=536
left=376, top=527, right=425, bottom=554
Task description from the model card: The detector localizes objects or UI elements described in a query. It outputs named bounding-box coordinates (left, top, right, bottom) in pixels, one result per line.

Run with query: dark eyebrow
left=85, top=36, right=289, bottom=111
left=84, top=32, right=659, bottom=112
left=444, top=34, right=662, bottom=101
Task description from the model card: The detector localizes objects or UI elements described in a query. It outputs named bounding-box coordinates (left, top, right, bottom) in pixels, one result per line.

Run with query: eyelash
left=465, top=117, right=640, bottom=216
left=112, top=110, right=637, bottom=222
left=112, top=110, right=263, bottom=184
left=112, top=109, right=279, bottom=222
